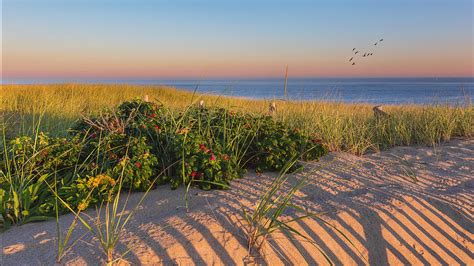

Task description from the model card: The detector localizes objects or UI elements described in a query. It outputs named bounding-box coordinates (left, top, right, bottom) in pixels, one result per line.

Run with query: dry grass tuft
left=1, top=83, right=472, bottom=154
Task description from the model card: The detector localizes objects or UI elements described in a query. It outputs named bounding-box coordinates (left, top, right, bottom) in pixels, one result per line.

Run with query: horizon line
left=2, top=76, right=474, bottom=82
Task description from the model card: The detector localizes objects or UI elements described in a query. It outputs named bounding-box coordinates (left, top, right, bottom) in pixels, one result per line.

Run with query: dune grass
left=1, top=83, right=472, bottom=155
left=0, top=83, right=472, bottom=263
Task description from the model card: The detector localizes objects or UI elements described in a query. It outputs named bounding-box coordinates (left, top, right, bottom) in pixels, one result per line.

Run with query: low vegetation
left=242, top=158, right=365, bottom=264
left=2, top=84, right=472, bottom=155
left=0, top=98, right=327, bottom=229
left=0, top=83, right=472, bottom=262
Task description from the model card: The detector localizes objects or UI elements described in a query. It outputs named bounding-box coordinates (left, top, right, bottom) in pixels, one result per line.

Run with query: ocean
left=4, top=77, right=473, bottom=105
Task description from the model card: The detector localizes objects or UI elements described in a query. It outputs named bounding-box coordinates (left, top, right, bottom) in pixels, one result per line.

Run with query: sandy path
left=1, top=139, right=473, bottom=265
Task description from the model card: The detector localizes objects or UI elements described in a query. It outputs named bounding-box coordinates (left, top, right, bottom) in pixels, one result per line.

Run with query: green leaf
left=23, top=215, right=53, bottom=223
left=12, top=191, right=20, bottom=219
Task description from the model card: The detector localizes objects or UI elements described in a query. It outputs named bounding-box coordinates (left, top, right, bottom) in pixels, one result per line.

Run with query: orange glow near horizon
left=2, top=0, right=473, bottom=80
left=3, top=51, right=472, bottom=79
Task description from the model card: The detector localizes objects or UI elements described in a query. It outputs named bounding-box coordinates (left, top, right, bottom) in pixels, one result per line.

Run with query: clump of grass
left=48, top=137, right=163, bottom=264
left=242, top=158, right=364, bottom=264
left=52, top=170, right=90, bottom=262
left=242, top=159, right=310, bottom=255
left=0, top=115, right=52, bottom=228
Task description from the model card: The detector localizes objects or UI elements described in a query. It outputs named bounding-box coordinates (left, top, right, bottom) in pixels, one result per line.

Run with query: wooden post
left=199, top=100, right=205, bottom=108
left=373, top=105, right=389, bottom=120
left=143, top=95, right=149, bottom=102
left=269, top=101, right=277, bottom=116
left=284, top=65, right=289, bottom=99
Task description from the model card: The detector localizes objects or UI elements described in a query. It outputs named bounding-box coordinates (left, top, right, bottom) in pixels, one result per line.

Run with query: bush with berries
left=1, top=98, right=327, bottom=227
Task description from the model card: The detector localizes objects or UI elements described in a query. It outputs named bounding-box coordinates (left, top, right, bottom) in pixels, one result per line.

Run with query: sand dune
left=1, top=139, right=473, bottom=265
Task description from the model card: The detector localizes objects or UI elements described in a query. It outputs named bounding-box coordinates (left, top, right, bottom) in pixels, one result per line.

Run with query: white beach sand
left=1, top=139, right=473, bottom=265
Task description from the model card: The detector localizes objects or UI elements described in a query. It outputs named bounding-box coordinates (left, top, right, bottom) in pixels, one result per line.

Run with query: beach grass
left=1, top=83, right=472, bottom=155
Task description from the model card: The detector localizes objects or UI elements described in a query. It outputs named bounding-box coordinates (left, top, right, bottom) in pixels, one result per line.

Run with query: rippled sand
left=2, top=139, right=472, bottom=265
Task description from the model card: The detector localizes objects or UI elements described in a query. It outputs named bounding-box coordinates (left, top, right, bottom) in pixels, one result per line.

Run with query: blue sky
left=2, top=0, right=473, bottom=78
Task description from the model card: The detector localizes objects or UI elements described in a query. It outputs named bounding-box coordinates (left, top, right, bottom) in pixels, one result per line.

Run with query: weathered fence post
left=199, top=100, right=205, bottom=109
left=269, top=101, right=277, bottom=116
left=284, top=65, right=289, bottom=99
left=143, top=95, right=150, bottom=102
left=373, top=105, right=389, bottom=120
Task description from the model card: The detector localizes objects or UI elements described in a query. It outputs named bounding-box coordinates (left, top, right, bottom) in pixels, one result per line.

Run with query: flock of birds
left=349, top=38, right=384, bottom=66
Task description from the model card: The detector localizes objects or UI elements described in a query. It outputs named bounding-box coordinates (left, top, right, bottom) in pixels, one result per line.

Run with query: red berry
left=210, top=154, right=216, bottom=161
left=135, top=162, right=142, bottom=168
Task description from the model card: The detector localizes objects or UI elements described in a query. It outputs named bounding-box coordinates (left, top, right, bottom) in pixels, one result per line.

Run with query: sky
left=1, top=0, right=473, bottom=79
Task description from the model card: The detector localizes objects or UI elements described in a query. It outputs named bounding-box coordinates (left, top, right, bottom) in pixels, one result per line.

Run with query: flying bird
left=352, top=48, right=356, bottom=51
left=374, top=42, right=378, bottom=46
left=352, top=62, right=356, bottom=66
left=349, top=57, right=354, bottom=62
left=379, top=38, right=384, bottom=42
left=355, top=51, right=359, bottom=55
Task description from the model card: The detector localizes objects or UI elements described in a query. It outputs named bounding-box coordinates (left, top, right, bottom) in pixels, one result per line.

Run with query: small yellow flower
left=87, top=174, right=115, bottom=188
left=176, top=127, right=190, bottom=135
left=77, top=200, right=89, bottom=211
left=119, top=156, right=129, bottom=167
left=106, top=176, right=116, bottom=186
left=39, top=134, right=48, bottom=146
left=86, top=176, right=99, bottom=187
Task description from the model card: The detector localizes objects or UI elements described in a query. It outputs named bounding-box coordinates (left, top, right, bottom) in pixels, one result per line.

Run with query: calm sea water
left=4, top=77, right=474, bottom=105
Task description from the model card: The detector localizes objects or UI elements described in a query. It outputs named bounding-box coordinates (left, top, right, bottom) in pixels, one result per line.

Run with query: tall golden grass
left=1, top=83, right=472, bottom=154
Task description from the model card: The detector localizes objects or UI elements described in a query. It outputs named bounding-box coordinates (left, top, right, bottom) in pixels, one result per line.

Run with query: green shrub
left=1, top=99, right=328, bottom=228
left=73, top=99, right=327, bottom=185
left=0, top=133, right=82, bottom=227
left=248, top=117, right=328, bottom=172
left=172, top=139, right=242, bottom=190
left=60, top=174, right=117, bottom=212
left=80, top=133, right=159, bottom=191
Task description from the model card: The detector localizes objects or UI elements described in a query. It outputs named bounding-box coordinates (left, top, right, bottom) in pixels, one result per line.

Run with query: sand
left=1, top=138, right=473, bottom=265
